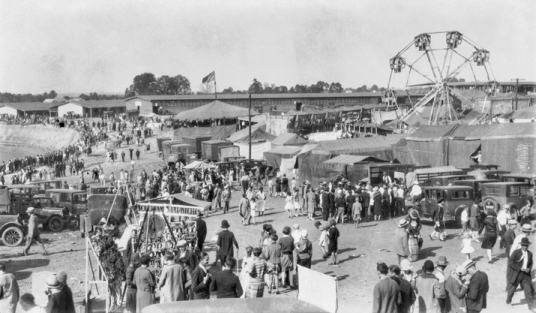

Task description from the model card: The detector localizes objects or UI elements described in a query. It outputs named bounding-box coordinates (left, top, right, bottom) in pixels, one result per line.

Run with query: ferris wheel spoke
left=405, top=63, right=436, bottom=84
left=424, top=51, right=439, bottom=82
left=444, top=57, right=471, bottom=81
left=429, top=49, right=444, bottom=81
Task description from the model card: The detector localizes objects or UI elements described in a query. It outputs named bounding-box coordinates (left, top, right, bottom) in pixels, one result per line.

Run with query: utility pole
left=511, top=78, right=525, bottom=110
left=248, top=93, right=252, bottom=160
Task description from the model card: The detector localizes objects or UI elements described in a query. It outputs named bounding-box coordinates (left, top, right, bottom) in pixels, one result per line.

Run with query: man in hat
left=21, top=207, right=48, bottom=256
left=0, top=262, right=19, bottom=313
left=210, top=256, right=243, bottom=298
left=510, top=223, right=533, bottom=257
left=389, top=264, right=415, bottom=313
left=435, top=256, right=449, bottom=312
left=394, top=219, right=410, bottom=265
left=56, top=271, right=75, bottom=313
left=191, top=252, right=212, bottom=300
left=45, top=275, right=70, bottom=313
left=217, top=220, right=239, bottom=266
left=444, top=266, right=469, bottom=313
left=507, top=237, right=535, bottom=310
left=195, top=212, right=207, bottom=251
left=372, top=262, right=399, bottom=313
left=159, top=251, right=187, bottom=302
left=321, top=188, right=331, bottom=221
left=222, top=185, right=231, bottom=214
left=400, top=259, right=415, bottom=284
left=415, top=260, right=445, bottom=313
left=464, top=259, right=489, bottom=313
left=430, top=201, right=446, bottom=241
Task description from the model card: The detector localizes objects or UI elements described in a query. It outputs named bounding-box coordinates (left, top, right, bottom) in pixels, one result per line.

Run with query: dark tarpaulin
left=446, top=124, right=496, bottom=168
left=406, top=124, right=459, bottom=167
left=264, top=146, right=302, bottom=168
left=173, top=125, right=236, bottom=141
left=392, top=138, right=414, bottom=164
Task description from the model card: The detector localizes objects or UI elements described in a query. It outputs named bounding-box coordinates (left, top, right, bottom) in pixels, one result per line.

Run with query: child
left=285, top=191, right=295, bottom=218
left=352, top=200, right=362, bottom=228
left=250, top=197, right=257, bottom=225
left=460, top=231, right=475, bottom=259
left=239, top=246, right=253, bottom=298
left=458, top=205, right=469, bottom=238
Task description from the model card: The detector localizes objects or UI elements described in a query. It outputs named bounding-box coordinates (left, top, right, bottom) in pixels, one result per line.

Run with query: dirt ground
left=0, top=126, right=532, bottom=313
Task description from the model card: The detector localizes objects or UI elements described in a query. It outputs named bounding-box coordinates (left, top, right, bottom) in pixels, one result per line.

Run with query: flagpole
left=248, top=93, right=252, bottom=160
left=214, top=73, right=217, bottom=101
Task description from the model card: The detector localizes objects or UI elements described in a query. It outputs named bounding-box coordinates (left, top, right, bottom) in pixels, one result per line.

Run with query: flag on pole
left=202, top=71, right=215, bottom=83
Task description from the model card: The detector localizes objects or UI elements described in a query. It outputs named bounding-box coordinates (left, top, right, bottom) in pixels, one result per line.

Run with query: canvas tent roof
left=264, top=146, right=302, bottom=155
left=407, top=124, right=459, bottom=142
left=447, top=124, right=498, bottom=140
left=264, top=146, right=302, bottom=168
left=271, top=133, right=309, bottom=146
left=323, top=155, right=387, bottom=165
left=173, top=125, right=236, bottom=141
left=173, top=100, right=258, bottom=120
left=313, top=134, right=407, bottom=154
left=228, top=122, right=276, bottom=143
left=507, top=106, right=536, bottom=120
left=478, top=123, right=536, bottom=140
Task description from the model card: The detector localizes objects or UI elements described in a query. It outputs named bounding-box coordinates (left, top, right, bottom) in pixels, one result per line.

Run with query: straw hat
left=462, top=259, right=475, bottom=270
left=400, top=259, right=413, bottom=271
left=521, top=224, right=533, bottom=233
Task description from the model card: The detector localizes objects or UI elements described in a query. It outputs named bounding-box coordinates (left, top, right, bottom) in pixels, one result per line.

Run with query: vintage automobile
left=0, top=185, right=41, bottom=214
left=0, top=187, right=31, bottom=246
left=367, top=163, right=422, bottom=186
left=481, top=182, right=533, bottom=213
left=430, top=175, right=474, bottom=187
left=45, top=189, right=88, bottom=215
left=28, top=180, right=63, bottom=194
left=468, top=170, right=511, bottom=180
left=406, top=166, right=464, bottom=187
left=501, top=174, right=536, bottom=191
left=419, top=186, right=474, bottom=225
left=453, top=179, right=499, bottom=200
left=28, top=195, right=67, bottom=232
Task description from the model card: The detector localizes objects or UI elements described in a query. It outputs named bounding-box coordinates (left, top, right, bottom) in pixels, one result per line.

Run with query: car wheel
left=67, top=217, right=80, bottom=231
left=2, top=226, right=24, bottom=247
left=47, top=216, right=65, bottom=232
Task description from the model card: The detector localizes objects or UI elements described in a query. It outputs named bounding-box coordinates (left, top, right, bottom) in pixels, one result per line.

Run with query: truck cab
left=453, top=179, right=499, bottom=200
left=420, top=186, right=473, bottom=225
left=45, top=189, right=88, bottom=215
left=430, top=175, right=474, bottom=187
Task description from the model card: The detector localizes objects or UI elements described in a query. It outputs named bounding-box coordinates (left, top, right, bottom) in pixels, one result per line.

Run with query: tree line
left=124, top=73, right=192, bottom=97
left=0, top=90, right=122, bottom=103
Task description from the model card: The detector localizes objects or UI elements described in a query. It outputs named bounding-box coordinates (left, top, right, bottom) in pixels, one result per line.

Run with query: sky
left=0, top=0, right=534, bottom=94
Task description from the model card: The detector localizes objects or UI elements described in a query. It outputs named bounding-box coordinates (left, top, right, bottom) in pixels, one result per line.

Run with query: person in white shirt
left=497, top=205, right=511, bottom=249
left=409, top=181, right=422, bottom=204
left=458, top=205, right=470, bottom=238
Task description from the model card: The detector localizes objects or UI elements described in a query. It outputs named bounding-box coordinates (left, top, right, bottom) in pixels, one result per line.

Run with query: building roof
left=323, top=155, right=387, bottom=165
left=126, top=92, right=383, bottom=102
left=64, top=100, right=126, bottom=109
left=479, top=123, right=536, bottom=140
left=228, top=123, right=276, bottom=143
left=0, top=102, right=59, bottom=112
left=264, top=146, right=303, bottom=155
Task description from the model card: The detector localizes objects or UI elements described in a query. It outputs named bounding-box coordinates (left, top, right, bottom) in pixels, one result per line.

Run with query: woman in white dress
left=239, top=246, right=254, bottom=298
left=284, top=191, right=295, bottom=218
left=256, top=187, right=266, bottom=217
left=250, top=197, right=257, bottom=225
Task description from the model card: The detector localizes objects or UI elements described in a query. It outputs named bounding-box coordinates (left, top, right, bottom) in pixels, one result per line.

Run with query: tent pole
left=249, top=93, right=252, bottom=159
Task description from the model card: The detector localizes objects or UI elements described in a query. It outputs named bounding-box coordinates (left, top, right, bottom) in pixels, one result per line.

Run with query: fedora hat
left=520, top=237, right=531, bottom=246
left=455, top=266, right=467, bottom=276
left=462, top=259, right=475, bottom=270
left=521, top=224, right=533, bottom=233
left=400, top=259, right=413, bottom=271
left=221, top=220, right=230, bottom=228
left=46, top=275, right=60, bottom=288
left=436, top=256, right=449, bottom=266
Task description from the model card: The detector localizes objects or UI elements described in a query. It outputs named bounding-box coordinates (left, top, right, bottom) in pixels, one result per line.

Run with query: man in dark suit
left=504, top=220, right=517, bottom=291
left=372, top=262, right=399, bottom=313
left=321, top=189, right=330, bottom=221
left=328, top=189, right=336, bottom=219
left=507, top=237, right=535, bottom=311
left=463, top=260, right=489, bottom=313
left=216, top=220, right=239, bottom=266
left=191, top=252, right=212, bottom=300
left=195, top=212, right=207, bottom=251
left=209, top=256, right=243, bottom=298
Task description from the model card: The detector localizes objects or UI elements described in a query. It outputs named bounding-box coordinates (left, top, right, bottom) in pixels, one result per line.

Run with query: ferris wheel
left=385, top=31, right=497, bottom=125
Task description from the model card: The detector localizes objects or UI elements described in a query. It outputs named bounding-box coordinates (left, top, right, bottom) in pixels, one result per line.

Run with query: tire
left=2, top=226, right=24, bottom=247
left=67, top=217, right=80, bottom=231
left=483, top=198, right=499, bottom=213
left=47, top=216, right=65, bottom=232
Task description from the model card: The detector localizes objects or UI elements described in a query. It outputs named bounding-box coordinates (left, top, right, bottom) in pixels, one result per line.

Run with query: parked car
left=0, top=185, right=41, bottom=214
left=28, top=195, right=67, bottom=232
left=453, top=179, right=499, bottom=200
left=45, top=189, right=88, bottom=215
left=481, top=182, right=533, bottom=213
left=0, top=186, right=38, bottom=246
left=419, top=186, right=474, bottom=226
left=430, top=175, right=474, bottom=187
left=501, top=174, right=536, bottom=190
left=28, top=180, right=63, bottom=194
